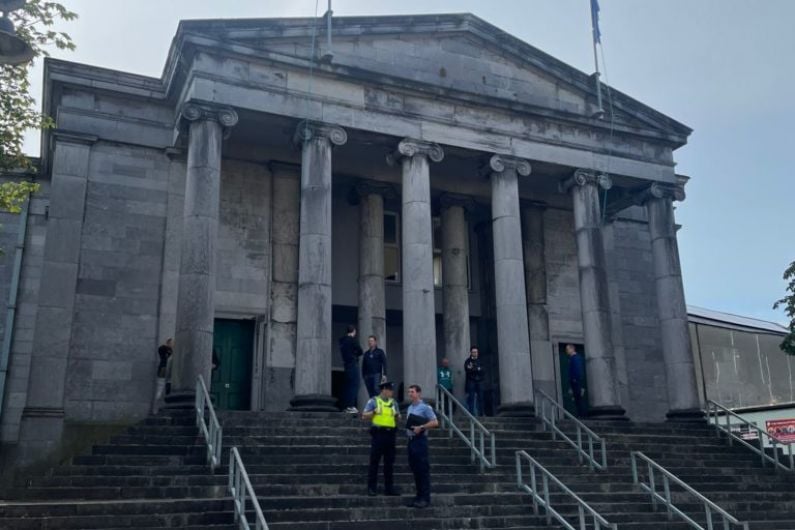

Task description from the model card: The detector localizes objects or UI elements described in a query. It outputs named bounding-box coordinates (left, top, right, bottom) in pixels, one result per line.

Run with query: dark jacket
left=157, top=345, right=172, bottom=369
left=339, top=335, right=363, bottom=366
left=568, top=353, right=585, bottom=385
left=464, top=356, right=484, bottom=384
left=361, top=347, right=387, bottom=377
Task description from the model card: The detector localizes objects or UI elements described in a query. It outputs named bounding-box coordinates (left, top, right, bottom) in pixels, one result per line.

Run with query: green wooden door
left=558, top=343, right=588, bottom=416
left=211, top=319, right=254, bottom=410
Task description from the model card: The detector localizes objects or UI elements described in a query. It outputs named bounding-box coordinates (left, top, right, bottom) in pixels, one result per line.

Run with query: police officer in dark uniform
left=361, top=381, right=401, bottom=496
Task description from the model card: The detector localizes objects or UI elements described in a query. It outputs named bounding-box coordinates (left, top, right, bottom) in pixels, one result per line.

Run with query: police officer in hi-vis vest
left=361, top=381, right=401, bottom=496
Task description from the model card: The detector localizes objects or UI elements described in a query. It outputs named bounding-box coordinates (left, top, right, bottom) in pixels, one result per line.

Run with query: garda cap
left=379, top=381, right=394, bottom=390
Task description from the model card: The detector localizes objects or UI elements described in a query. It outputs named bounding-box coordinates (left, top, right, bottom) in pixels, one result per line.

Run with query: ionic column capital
left=642, top=182, right=686, bottom=203
left=438, top=192, right=478, bottom=213
left=348, top=179, right=398, bottom=205
left=293, top=120, right=348, bottom=147
left=488, top=154, right=532, bottom=176
left=560, top=169, right=612, bottom=193
left=386, top=138, right=444, bottom=166
left=179, top=102, right=239, bottom=128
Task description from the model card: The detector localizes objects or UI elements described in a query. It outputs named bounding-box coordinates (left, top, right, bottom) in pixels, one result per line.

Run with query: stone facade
left=0, top=13, right=699, bottom=470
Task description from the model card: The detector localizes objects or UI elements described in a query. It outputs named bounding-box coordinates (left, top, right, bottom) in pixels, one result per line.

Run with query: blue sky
left=22, top=0, right=794, bottom=323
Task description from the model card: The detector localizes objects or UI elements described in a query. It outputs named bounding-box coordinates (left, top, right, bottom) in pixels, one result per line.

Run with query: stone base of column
left=163, top=391, right=197, bottom=410
left=289, top=394, right=339, bottom=412
left=587, top=405, right=628, bottom=421
left=497, top=402, right=535, bottom=417
left=666, top=408, right=705, bottom=422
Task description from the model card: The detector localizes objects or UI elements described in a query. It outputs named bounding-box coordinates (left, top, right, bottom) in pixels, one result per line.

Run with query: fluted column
left=440, top=194, right=473, bottom=399
left=489, top=155, right=534, bottom=415
left=643, top=183, right=702, bottom=420
left=168, top=103, right=238, bottom=407
left=561, top=169, right=625, bottom=419
left=388, top=139, right=443, bottom=402
left=521, top=201, right=555, bottom=398
left=289, top=121, right=347, bottom=411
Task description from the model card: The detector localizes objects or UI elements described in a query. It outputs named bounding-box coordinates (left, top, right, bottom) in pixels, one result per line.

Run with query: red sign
left=765, top=419, right=795, bottom=443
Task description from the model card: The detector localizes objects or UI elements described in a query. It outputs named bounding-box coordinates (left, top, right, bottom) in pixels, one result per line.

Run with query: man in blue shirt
left=361, top=335, right=387, bottom=398
left=405, top=384, right=439, bottom=508
left=566, top=344, right=587, bottom=418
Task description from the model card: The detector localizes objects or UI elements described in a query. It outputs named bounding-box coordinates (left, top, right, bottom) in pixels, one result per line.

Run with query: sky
left=20, top=0, right=794, bottom=324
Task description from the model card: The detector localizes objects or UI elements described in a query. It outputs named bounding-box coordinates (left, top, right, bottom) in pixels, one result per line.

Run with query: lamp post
left=0, top=0, right=34, bottom=66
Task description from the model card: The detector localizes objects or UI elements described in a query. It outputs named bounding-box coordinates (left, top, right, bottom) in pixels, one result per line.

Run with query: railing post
left=530, top=461, right=539, bottom=515
left=490, top=434, right=496, bottom=469
left=649, top=464, right=657, bottom=510
left=705, top=505, right=713, bottom=530
left=759, top=433, right=766, bottom=467
left=578, top=504, right=585, bottom=530
left=542, top=473, right=551, bottom=524
left=663, top=475, right=672, bottom=520
left=725, top=412, right=732, bottom=446
left=587, top=434, right=595, bottom=471
left=631, top=453, right=638, bottom=485
left=470, top=422, right=475, bottom=463
left=479, top=430, right=485, bottom=472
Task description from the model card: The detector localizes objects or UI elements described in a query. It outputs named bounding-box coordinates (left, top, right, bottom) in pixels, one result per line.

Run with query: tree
left=1, top=0, right=76, bottom=174
left=773, top=260, right=795, bottom=356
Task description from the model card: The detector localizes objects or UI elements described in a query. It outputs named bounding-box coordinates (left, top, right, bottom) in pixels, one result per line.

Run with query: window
left=383, top=212, right=471, bottom=289
left=384, top=212, right=400, bottom=282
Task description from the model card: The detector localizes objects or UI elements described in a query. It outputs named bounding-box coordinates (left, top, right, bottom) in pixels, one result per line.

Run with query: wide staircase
left=2, top=401, right=795, bottom=529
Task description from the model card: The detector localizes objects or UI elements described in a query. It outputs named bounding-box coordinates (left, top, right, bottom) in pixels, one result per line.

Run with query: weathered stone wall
left=65, top=142, right=170, bottom=422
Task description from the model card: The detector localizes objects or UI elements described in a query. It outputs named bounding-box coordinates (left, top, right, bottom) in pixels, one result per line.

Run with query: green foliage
left=773, top=261, right=795, bottom=355
left=0, top=0, right=77, bottom=173
left=0, top=180, right=39, bottom=212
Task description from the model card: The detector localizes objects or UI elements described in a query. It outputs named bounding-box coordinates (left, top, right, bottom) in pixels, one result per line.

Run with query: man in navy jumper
left=566, top=344, right=587, bottom=418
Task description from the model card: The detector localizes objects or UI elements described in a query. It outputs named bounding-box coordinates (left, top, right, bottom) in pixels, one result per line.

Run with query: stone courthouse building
left=0, top=13, right=702, bottom=467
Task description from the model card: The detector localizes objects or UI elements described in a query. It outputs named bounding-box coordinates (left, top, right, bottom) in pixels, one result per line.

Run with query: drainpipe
left=0, top=195, right=31, bottom=422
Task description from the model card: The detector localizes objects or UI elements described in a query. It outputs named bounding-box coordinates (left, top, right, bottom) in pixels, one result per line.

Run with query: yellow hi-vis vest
left=371, top=396, right=397, bottom=428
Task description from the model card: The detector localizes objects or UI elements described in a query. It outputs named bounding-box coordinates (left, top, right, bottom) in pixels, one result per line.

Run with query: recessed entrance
left=211, top=319, right=255, bottom=410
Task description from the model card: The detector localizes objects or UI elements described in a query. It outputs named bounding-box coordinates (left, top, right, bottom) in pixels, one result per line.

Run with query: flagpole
left=590, top=0, right=604, bottom=118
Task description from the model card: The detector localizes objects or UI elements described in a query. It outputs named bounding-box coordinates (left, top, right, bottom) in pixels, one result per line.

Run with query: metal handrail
left=707, top=399, right=794, bottom=472
left=516, top=450, right=616, bottom=530
left=631, top=451, right=749, bottom=530
left=230, top=446, right=269, bottom=530
left=534, top=389, right=607, bottom=470
left=435, top=384, right=496, bottom=471
left=195, top=375, right=223, bottom=471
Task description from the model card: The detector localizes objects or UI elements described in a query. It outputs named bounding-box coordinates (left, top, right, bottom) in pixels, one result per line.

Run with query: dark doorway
left=558, top=342, right=588, bottom=417
left=331, top=369, right=345, bottom=410
left=211, top=319, right=255, bottom=410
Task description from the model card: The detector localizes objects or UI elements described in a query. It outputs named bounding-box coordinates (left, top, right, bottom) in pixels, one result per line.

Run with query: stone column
left=521, top=201, right=555, bottom=398
left=440, top=194, right=473, bottom=399
left=289, top=121, right=347, bottom=411
left=167, top=103, right=238, bottom=407
left=356, top=181, right=393, bottom=353
left=489, top=155, right=534, bottom=415
left=354, top=181, right=394, bottom=407
left=601, top=220, right=630, bottom=407
left=561, top=169, right=624, bottom=419
left=266, top=163, right=301, bottom=412
left=388, top=139, right=443, bottom=402
left=18, top=131, right=96, bottom=464
left=643, top=183, right=701, bottom=420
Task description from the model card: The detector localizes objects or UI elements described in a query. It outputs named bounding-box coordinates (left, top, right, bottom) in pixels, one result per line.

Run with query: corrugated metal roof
left=687, top=305, right=788, bottom=335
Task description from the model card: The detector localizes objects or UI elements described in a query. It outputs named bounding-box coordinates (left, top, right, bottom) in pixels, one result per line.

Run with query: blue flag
left=590, top=0, right=601, bottom=44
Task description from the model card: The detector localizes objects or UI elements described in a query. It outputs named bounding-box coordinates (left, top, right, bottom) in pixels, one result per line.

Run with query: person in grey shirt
left=405, top=384, right=439, bottom=508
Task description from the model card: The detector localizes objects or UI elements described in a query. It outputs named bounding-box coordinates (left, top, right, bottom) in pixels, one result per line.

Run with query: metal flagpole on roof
left=590, top=0, right=605, bottom=118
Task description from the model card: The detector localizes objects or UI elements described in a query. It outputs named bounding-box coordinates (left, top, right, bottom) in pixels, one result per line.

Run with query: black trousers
left=571, top=381, right=587, bottom=418
left=368, top=428, right=396, bottom=491
left=407, top=435, right=431, bottom=502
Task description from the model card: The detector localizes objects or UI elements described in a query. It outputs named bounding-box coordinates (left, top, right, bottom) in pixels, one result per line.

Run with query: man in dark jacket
left=361, top=335, right=387, bottom=398
left=464, top=346, right=484, bottom=416
left=339, top=325, right=363, bottom=413
left=566, top=344, right=587, bottom=418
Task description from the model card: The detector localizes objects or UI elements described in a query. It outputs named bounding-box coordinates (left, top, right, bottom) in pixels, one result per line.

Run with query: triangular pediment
left=177, top=14, right=690, bottom=141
